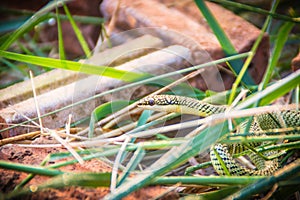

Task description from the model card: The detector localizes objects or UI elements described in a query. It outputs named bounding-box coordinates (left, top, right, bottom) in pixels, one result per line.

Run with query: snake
left=137, top=94, right=300, bottom=176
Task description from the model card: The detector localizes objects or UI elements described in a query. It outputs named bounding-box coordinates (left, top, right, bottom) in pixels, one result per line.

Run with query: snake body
left=137, top=95, right=300, bottom=176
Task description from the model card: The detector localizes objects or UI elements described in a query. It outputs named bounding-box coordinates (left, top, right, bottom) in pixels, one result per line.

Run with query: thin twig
left=29, top=71, right=44, bottom=134
left=48, top=129, right=84, bottom=164
left=8, top=107, right=84, bottom=164
left=0, top=131, right=40, bottom=146
left=97, top=112, right=166, bottom=139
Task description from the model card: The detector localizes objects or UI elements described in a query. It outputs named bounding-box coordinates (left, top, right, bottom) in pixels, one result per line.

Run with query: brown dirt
left=0, top=145, right=177, bottom=199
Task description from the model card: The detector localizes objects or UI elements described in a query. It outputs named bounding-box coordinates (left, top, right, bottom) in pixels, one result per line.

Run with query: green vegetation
left=0, top=0, right=299, bottom=199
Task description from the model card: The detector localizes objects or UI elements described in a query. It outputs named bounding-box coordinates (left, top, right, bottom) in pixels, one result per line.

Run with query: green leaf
left=0, top=50, right=149, bottom=82
left=63, top=3, right=91, bottom=57
left=5, top=172, right=111, bottom=199
left=194, top=0, right=254, bottom=85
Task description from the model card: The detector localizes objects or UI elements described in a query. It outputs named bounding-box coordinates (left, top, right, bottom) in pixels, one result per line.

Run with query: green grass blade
left=16, top=40, right=34, bottom=55
left=5, top=172, right=111, bottom=199
left=295, top=85, right=299, bottom=106
left=185, top=161, right=211, bottom=175
left=137, top=110, right=153, bottom=127
left=0, top=160, right=63, bottom=176
left=194, top=0, right=236, bottom=54
left=182, top=186, right=241, bottom=200
left=260, top=22, right=295, bottom=89
left=56, top=6, right=66, bottom=60
left=63, top=3, right=91, bottom=58
left=16, top=37, right=49, bottom=73
left=125, top=113, right=179, bottom=138
left=47, top=140, right=184, bottom=170
left=212, top=147, right=231, bottom=176
left=46, top=172, right=111, bottom=187
left=236, top=70, right=300, bottom=109
left=117, top=147, right=146, bottom=187
left=228, top=1, right=278, bottom=104
left=208, top=0, right=300, bottom=23
left=0, top=50, right=148, bottom=81
left=23, top=34, right=47, bottom=58
left=0, top=7, right=104, bottom=25
left=104, top=121, right=230, bottom=199
left=0, top=0, right=70, bottom=50
left=117, top=110, right=154, bottom=163
left=14, top=155, right=50, bottom=190
left=194, top=0, right=254, bottom=85
left=0, top=57, right=27, bottom=76
left=0, top=50, right=250, bottom=85
left=152, top=176, right=263, bottom=186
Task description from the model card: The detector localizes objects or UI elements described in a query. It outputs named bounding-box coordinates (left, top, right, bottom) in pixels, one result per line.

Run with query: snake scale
left=137, top=94, right=300, bottom=176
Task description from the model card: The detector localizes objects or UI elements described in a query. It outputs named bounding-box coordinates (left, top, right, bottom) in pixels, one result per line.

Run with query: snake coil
left=138, top=95, right=300, bottom=176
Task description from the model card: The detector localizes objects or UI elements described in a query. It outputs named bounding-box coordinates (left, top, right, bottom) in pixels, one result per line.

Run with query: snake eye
left=148, top=98, right=155, bottom=106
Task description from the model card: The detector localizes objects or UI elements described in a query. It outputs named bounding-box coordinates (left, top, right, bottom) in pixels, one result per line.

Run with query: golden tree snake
left=137, top=95, right=300, bottom=176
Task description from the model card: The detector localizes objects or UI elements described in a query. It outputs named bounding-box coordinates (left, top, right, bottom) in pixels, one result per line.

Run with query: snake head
left=138, top=95, right=179, bottom=106
left=137, top=96, right=157, bottom=108
left=137, top=95, right=181, bottom=113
